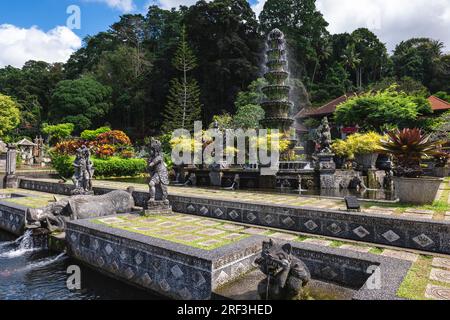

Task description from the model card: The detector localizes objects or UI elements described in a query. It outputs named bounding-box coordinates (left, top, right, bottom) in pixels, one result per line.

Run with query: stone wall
left=289, top=242, right=411, bottom=300
left=66, top=218, right=262, bottom=300
left=0, top=202, right=25, bottom=236
left=19, top=178, right=450, bottom=255
left=170, top=195, right=450, bottom=255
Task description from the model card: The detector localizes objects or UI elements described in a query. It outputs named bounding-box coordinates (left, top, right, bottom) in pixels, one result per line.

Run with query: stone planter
left=333, top=156, right=345, bottom=169
left=355, top=153, right=378, bottom=171
left=376, top=154, right=392, bottom=171
left=393, top=176, right=443, bottom=204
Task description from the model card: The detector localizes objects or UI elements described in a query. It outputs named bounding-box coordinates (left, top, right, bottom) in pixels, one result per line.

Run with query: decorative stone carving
left=254, top=239, right=311, bottom=300
left=318, top=117, right=332, bottom=153
left=26, top=188, right=135, bottom=232
left=146, top=138, right=171, bottom=214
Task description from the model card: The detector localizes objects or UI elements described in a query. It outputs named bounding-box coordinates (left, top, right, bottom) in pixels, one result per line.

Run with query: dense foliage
left=0, top=0, right=448, bottom=142
left=0, top=93, right=21, bottom=138
left=331, top=132, right=383, bottom=158
left=335, top=87, right=432, bottom=132
left=41, top=123, right=74, bottom=144
left=51, top=153, right=146, bottom=178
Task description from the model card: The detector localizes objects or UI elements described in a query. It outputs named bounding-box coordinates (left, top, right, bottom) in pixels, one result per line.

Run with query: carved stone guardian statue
left=71, top=145, right=94, bottom=195
left=254, top=239, right=311, bottom=300
left=146, top=138, right=171, bottom=214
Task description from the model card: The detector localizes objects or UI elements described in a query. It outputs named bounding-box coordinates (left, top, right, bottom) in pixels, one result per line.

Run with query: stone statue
left=318, top=117, right=332, bottom=153
left=72, top=145, right=94, bottom=195
left=254, top=239, right=311, bottom=300
left=26, top=188, right=135, bottom=232
left=147, top=138, right=171, bottom=213
left=184, top=172, right=197, bottom=187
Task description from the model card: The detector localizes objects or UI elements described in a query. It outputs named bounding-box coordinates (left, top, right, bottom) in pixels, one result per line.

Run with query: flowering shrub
left=95, top=144, right=116, bottom=158
left=96, top=130, right=131, bottom=146
left=54, top=139, right=85, bottom=155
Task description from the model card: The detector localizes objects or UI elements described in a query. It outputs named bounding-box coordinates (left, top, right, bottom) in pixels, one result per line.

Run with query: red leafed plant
left=380, top=128, right=442, bottom=177
left=96, top=130, right=131, bottom=146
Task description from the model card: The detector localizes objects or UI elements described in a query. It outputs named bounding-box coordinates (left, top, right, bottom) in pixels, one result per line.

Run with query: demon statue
left=146, top=138, right=171, bottom=214
left=72, top=145, right=94, bottom=195
left=26, top=188, right=135, bottom=232
left=254, top=239, right=311, bottom=300
left=318, top=117, right=332, bottom=154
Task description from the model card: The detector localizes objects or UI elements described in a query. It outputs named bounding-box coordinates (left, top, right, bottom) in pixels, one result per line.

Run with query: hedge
left=51, top=154, right=147, bottom=178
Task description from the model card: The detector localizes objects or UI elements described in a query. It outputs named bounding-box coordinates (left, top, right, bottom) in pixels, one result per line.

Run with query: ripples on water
left=0, top=230, right=157, bottom=300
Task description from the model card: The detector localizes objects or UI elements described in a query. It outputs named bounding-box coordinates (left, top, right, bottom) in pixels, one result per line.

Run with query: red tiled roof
left=428, top=95, right=450, bottom=111
left=295, top=93, right=356, bottom=119
left=296, top=94, right=450, bottom=119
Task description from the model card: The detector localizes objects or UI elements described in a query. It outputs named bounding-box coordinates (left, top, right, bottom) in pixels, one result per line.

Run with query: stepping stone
left=404, top=209, right=435, bottom=215
left=157, top=222, right=180, bottom=228
left=198, top=239, right=223, bottom=247
left=430, top=268, right=450, bottom=284
left=175, top=216, right=201, bottom=223
left=176, top=225, right=201, bottom=232
left=175, top=234, right=204, bottom=242
left=302, top=239, right=332, bottom=247
left=269, top=232, right=298, bottom=241
left=221, top=233, right=244, bottom=241
left=339, top=245, right=371, bottom=253
left=381, top=250, right=418, bottom=262
left=153, top=230, right=178, bottom=237
left=196, top=220, right=222, bottom=227
left=97, top=217, right=124, bottom=224
left=425, top=284, right=450, bottom=300
left=432, top=257, right=450, bottom=269
left=133, top=227, right=152, bottom=231
left=219, top=224, right=245, bottom=231
left=196, top=228, right=226, bottom=236
left=243, top=227, right=267, bottom=235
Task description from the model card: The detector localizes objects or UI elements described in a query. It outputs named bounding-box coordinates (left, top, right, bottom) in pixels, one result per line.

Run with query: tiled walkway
left=95, top=178, right=449, bottom=221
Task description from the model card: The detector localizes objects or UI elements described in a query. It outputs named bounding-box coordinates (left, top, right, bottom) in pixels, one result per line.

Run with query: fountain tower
left=261, top=29, right=295, bottom=138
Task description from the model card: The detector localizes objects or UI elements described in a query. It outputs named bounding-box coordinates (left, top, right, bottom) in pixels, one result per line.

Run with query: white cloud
left=87, top=0, right=136, bottom=12
left=252, top=0, right=450, bottom=52
left=0, top=24, right=82, bottom=68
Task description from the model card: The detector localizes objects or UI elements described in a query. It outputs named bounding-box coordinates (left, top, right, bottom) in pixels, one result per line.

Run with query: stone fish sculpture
left=254, top=239, right=311, bottom=300
left=26, top=188, right=135, bottom=232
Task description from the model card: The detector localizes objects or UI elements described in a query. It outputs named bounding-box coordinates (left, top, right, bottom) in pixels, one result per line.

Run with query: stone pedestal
left=316, top=153, right=336, bottom=190
left=145, top=200, right=172, bottom=215
left=209, top=171, right=223, bottom=187
left=3, top=144, right=18, bottom=189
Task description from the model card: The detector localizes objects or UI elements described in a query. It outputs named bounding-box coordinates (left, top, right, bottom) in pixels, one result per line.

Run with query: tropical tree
left=49, top=76, right=112, bottom=133
left=162, top=26, right=202, bottom=132
left=0, top=94, right=21, bottom=138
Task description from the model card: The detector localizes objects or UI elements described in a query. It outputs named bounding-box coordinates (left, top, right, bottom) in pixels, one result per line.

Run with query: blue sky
left=0, top=0, right=449, bottom=68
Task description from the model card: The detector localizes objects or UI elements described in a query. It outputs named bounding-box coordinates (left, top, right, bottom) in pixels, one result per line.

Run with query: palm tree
left=311, top=41, right=332, bottom=85
left=341, top=44, right=361, bottom=89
